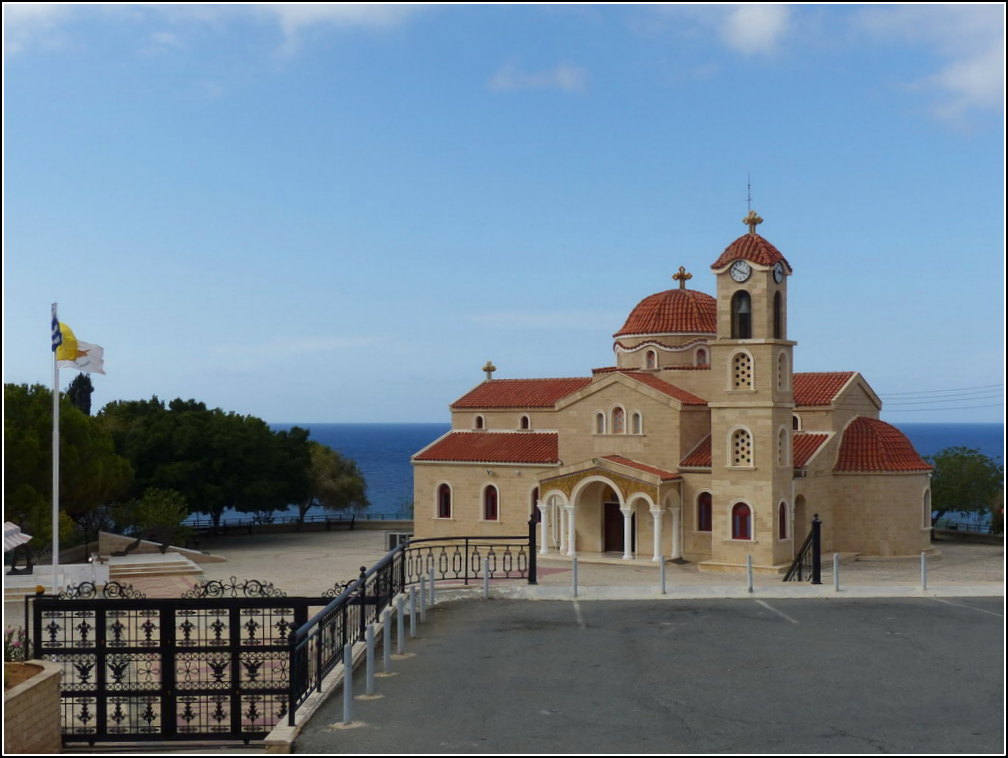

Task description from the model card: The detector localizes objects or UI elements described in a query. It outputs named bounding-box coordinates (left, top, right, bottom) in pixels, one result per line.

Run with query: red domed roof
left=614, top=288, right=717, bottom=337
left=834, top=417, right=932, bottom=473
left=710, top=233, right=792, bottom=271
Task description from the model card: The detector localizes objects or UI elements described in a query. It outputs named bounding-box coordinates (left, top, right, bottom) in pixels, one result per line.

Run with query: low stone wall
left=97, top=531, right=226, bottom=563
left=4, top=660, right=62, bottom=754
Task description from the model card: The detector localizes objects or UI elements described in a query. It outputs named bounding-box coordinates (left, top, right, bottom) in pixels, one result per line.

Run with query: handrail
left=783, top=514, right=822, bottom=583
left=287, top=522, right=538, bottom=726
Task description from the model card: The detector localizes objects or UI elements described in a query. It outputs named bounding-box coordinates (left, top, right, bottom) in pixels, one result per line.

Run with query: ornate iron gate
left=31, top=594, right=323, bottom=744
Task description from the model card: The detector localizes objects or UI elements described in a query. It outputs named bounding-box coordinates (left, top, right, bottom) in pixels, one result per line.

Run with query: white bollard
left=382, top=608, right=392, bottom=672
left=420, top=576, right=427, bottom=621
left=483, top=557, right=490, bottom=600
left=920, top=552, right=928, bottom=591
left=396, top=595, right=405, bottom=654
left=659, top=558, right=667, bottom=595
left=572, top=557, right=579, bottom=598
left=833, top=553, right=840, bottom=592
left=409, top=586, right=417, bottom=637
left=746, top=554, right=753, bottom=594
left=365, top=625, right=375, bottom=695
left=343, top=643, right=354, bottom=724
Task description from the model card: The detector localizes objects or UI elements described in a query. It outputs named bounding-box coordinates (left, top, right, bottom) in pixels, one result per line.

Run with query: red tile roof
left=414, top=432, right=559, bottom=464
left=834, top=418, right=932, bottom=473
left=619, top=372, right=708, bottom=405
left=451, top=378, right=591, bottom=409
left=793, top=372, right=856, bottom=406
left=680, top=435, right=712, bottom=467
left=710, top=233, right=792, bottom=270
left=793, top=432, right=830, bottom=468
left=600, top=456, right=681, bottom=481
left=614, top=288, right=718, bottom=337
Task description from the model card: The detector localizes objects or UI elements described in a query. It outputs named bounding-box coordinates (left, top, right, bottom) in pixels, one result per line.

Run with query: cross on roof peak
left=672, top=266, right=692, bottom=289
left=743, top=210, right=763, bottom=234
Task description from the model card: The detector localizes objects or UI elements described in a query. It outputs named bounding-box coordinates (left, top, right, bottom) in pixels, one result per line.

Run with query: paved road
left=294, top=596, right=1004, bottom=754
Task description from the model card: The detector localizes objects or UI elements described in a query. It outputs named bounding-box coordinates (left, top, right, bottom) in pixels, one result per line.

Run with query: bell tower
left=705, top=212, right=797, bottom=571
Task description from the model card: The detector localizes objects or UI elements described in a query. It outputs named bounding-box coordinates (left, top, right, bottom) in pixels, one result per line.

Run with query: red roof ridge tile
left=451, top=377, right=592, bottom=409
left=413, top=431, right=560, bottom=465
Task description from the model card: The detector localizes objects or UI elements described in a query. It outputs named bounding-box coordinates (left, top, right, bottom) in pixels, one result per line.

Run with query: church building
left=411, top=213, right=933, bottom=572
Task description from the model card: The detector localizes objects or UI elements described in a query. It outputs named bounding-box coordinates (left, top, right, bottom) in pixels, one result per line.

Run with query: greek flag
left=51, top=304, right=62, bottom=352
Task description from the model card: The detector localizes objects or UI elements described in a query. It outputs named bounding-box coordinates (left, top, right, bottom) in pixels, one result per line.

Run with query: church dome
left=710, top=232, right=791, bottom=270
left=614, top=287, right=717, bottom=337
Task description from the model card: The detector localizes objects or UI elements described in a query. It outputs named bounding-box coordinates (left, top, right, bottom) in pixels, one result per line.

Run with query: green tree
left=112, top=487, right=192, bottom=546
left=98, top=398, right=313, bottom=527
left=66, top=373, right=94, bottom=415
left=3, top=383, right=133, bottom=555
left=926, top=446, right=1004, bottom=532
left=298, top=441, right=369, bottom=522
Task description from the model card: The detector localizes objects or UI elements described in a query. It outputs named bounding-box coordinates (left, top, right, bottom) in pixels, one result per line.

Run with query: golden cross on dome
left=743, top=210, right=763, bottom=234
left=482, top=361, right=497, bottom=381
left=672, top=266, right=692, bottom=289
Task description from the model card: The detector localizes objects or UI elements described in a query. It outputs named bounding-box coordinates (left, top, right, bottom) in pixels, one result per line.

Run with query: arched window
left=731, top=428, right=753, bottom=467
left=731, top=290, right=752, bottom=339
left=631, top=412, right=642, bottom=435
left=732, top=352, right=753, bottom=389
left=696, top=348, right=708, bottom=366
left=611, top=407, right=625, bottom=434
left=778, top=501, right=788, bottom=540
left=595, top=412, right=606, bottom=434
left=520, top=415, right=530, bottom=430
left=773, top=291, right=783, bottom=339
left=792, top=413, right=802, bottom=431
left=645, top=349, right=657, bottom=370
left=474, top=415, right=485, bottom=430
left=777, top=428, right=789, bottom=467
left=437, top=483, right=452, bottom=519
left=697, top=492, right=712, bottom=532
left=483, top=485, right=499, bottom=521
left=777, top=352, right=788, bottom=391
left=731, top=503, right=752, bottom=540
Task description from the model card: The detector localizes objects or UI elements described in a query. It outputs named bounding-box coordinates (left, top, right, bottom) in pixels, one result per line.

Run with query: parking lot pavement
left=293, top=596, right=1004, bottom=755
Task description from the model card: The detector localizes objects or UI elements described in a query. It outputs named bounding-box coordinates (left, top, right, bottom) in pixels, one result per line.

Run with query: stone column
left=669, top=507, right=682, bottom=560
left=536, top=501, right=549, bottom=555
left=650, top=507, right=664, bottom=561
left=565, top=505, right=577, bottom=557
left=620, top=507, right=634, bottom=560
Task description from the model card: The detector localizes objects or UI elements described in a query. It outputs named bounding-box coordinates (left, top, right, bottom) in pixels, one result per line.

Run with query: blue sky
left=3, top=4, right=1004, bottom=425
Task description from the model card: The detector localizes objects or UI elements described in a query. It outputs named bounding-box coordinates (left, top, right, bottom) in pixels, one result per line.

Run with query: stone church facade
left=411, top=213, right=933, bottom=572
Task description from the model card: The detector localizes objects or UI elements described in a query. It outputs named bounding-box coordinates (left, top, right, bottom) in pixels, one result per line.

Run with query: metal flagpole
left=51, top=303, right=61, bottom=592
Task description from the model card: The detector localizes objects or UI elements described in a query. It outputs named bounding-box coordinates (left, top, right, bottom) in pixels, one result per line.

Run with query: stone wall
left=3, top=659, right=62, bottom=754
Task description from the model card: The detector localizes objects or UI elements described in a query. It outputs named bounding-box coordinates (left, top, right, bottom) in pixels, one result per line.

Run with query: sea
left=196, top=421, right=1004, bottom=524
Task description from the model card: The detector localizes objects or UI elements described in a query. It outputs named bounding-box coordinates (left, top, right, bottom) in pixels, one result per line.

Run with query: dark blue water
left=191, top=421, right=1002, bottom=522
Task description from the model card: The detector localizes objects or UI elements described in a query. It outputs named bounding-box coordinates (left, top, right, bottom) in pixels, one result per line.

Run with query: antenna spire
left=747, top=172, right=752, bottom=213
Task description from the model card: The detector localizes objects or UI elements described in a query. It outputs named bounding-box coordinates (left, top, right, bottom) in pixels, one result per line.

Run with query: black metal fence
left=784, top=514, right=821, bottom=583
left=29, top=523, right=537, bottom=745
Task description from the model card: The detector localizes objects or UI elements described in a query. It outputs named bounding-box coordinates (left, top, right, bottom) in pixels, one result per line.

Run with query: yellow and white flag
left=55, top=322, right=105, bottom=374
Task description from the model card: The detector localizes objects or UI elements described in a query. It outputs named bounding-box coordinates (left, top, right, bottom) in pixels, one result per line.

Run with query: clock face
left=729, top=260, right=752, bottom=283
left=773, top=262, right=784, bottom=283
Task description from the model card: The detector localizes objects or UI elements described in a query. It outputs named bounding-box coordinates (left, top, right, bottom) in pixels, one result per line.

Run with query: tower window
left=520, top=415, right=531, bottom=430
left=773, top=291, right=783, bottom=339
left=778, top=428, right=789, bottom=467
left=612, top=407, right=625, bottom=434
left=474, top=415, right=485, bottom=430
left=645, top=349, right=657, bottom=370
left=631, top=412, right=642, bottom=435
left=732, top=352, right=753, bottom=389
left=778, top=501, right=788, bottom=540
left=731, top=290, right=752, bottom=339
left=777, top=352, right=789, bottom=391
left=595, top=412, right=606, bottom=434
left=732, top=503, right=752, bottom=540
left=731, top=428, right=753, bottom=467
left=696, top=348, right=708, bottom=366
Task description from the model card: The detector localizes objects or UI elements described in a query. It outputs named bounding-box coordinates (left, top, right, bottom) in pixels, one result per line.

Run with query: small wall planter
left=4, top=660, right=62, bottom=754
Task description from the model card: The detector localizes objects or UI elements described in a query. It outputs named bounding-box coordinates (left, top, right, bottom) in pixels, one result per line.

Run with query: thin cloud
left=2, top=2, right=72, bottom=57
left=488, top=61, right=589, bottom=93
left=854, top=5, right=1004, bottom=122
left=471, top=310, right=614, bottom=331
left=720, top=5, right=790, bottom=55
left=260, top=3, right=422, bottom=55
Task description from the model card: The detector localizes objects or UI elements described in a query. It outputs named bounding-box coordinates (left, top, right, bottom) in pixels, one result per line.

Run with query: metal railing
left=783, top=514, right=821, bottom=583
left=287, top=520, right=537, bottom=725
